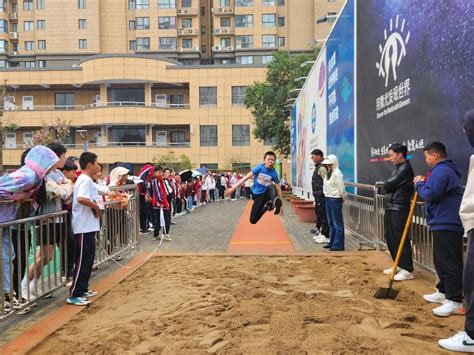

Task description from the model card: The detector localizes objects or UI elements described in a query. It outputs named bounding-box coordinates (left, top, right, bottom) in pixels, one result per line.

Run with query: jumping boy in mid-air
left=225, top=151, right=283, bottom=224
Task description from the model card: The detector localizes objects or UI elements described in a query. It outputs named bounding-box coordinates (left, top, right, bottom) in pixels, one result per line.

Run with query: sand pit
left=31, top=256, right=462, bottom=354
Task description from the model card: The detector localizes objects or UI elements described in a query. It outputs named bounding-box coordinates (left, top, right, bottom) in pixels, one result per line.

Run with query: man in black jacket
left=379, top=143, right=415, bottom=281
left=311, top=149, right=329, bottom=241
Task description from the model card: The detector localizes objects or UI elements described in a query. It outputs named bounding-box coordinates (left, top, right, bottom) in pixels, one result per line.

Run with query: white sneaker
left=394, top=269, right=415, bottom=281
left=163, top=234, right=172, bottom=241
left=439, top=331, right=474, bottom=352
left=433, top=300, right=463, bottom=317
left=324, top=237, right=330, bottom=243
left=383, top=266, right=401, bottom=275
left=423, top=290, right=446, bottom=304
left=313, top=235, right=327, bottom=244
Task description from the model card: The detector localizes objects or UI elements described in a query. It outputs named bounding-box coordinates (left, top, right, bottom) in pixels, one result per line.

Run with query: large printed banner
left=357, top=0, right=473, bottom=183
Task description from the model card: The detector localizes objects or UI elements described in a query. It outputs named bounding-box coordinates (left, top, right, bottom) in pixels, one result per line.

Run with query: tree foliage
left=245, top=49, right=320, bottom=157
left=30, top=118, right=71, bottom=146
left=152, top=150, right=193, bottom=171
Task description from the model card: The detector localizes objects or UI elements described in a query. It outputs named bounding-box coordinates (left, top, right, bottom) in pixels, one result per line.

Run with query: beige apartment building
left=0, top=0, right=342, bottom=172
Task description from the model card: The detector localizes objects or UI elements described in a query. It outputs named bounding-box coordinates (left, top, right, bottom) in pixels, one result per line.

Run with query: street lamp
left=77, top=129, right=88, bottom=152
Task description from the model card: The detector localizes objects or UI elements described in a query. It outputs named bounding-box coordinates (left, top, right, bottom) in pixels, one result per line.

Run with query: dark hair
left=20, top=148, right=31, bottom=166
left=98, top=163, right=103, bottom=171
left=311, top=149, right=324, bottom=157
left=47, top=142, right=67, bottom=158
left=79, top=152, right=98, bottom=170
left=67, top=156, right=78, bottom=162
left=423, top=141, right=447, bottom=158
left=388, top=143, right=408, bottom=158
left=154, top=165, right=163, bottom=172
left=264, top=151, right=277, bottom=160
left=164, top=167, right=171, bottom=172
left=62, top=160, right=78, bottom=172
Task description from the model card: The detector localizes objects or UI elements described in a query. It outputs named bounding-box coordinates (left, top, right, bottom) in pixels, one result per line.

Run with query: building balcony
left=212, top=45, right=235, bottom=52
left=213, top=27, right=234, bottom=35
left=211, top=7, right=234, bottom=15
left=177, top=8, right=199, bottom=16
left=8, top=12, right=18, bottom=21
left=177, top=28, right=199, bottom=36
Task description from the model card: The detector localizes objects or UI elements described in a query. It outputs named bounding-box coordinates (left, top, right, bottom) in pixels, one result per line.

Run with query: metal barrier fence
left=1, top=185, right=139, bottom=320
left=343, top=182, right=435, bottom=273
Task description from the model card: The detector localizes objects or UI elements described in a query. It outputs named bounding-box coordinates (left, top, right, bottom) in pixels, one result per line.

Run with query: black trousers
left=314, top=194, right=330, bottom=237
left=12, top=228, right=31, bottom=297
left=384, top=209, right=414, bottom=272
left=250, top=184, right=277, bottom=225
left=219, top=186, right=225, bottom=199
left=139, top=194, right=149, bottom=231
left=209, top=189, right=215, bottom=201
left=153, top=208, right=171, bottom=236
left=432, top=230, right=464, bottom=302
left=70, top=231, right=96, bottom=298
left=464, top=230, right=474, bottom=338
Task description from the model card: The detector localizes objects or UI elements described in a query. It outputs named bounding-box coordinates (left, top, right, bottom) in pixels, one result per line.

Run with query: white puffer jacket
left=460, top=155, right=474, bottom=233
left=323, top=155, right=347, bottom=199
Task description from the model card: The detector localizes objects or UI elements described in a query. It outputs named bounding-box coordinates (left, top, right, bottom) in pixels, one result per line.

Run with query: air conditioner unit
left=10, top=51, right=18, bottom=56
left=184, top=9, right=188, bottom=13
left=177, top=47, right=184, bottom=52
left=9, top=32, right=18, bottom=40
left=212, top=45, right=222, bottom=51
left=218, top=8, right=224, bottom=12
left=228, top=8, right=234, bottom=13
left=210, top=8, right=214, bottom=13
left=223, top=28, right=230, bottom=33
left=178, top=9, right=183, bottom=14
left=178, top=29, right=185, bottom=35
left=235, top=44, right=242, bottom=49
left=228, top=46, right=234, bottom=51
left=188, top=28, right=194, bottom=34
left=9, top=13, right=17, bottom=20
left=155, top=94, right=167, bottom=108
left=214, top=28, right=221, bottom=34
left=192, top=46, right=199, bottom=52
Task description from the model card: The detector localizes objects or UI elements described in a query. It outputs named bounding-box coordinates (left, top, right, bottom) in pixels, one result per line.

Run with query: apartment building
left=0, top=0, right=342, bottom=172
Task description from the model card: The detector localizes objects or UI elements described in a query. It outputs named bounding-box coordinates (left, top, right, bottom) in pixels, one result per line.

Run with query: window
left=78, top=19, right=87, bottom=29
left=0, top=61, right=6, bottom=68
left=169, top=95, right=184, bottom=106
left=277, top=0, right=284, bottom=5
left=12, top=23, right=18, bottom=32
left=129, top=20, right=136, bottom=30
left=200, top=163, right=218, bottom=170
left=220, top=37, right=230, bottom=47
left=0, top=40, right=7, bottom=53
left=262, top=0, right=275, bottom=5
left=78, top=0, right=86, bottom=9
left=236, top=0, right=253, bottom=6
left=128, top=0, right=135, bottom=9
left=199, top=87, right=217, bottom=107
left=182, top=18, right=192, bottom=28
left=236, top=56, right=253, bottom=65
left=278, top=36, right=285, bottom=47
left=278, top=16, right=285, bottom=26
left=158, top=16, right=176, bottom=29
left=262, top=34, right=276, bottom=48
left=327, top=12, right=337, bottom=23
left=262, top=55, right=273, bottom=64
left=220, top=17, right=230, bottom=27
left=0, top=0, right=6, bottom=12
left=25, top=61, right=36, bottom=68
left=232, top=125, right=250, bottom=146
left=36, top=0, right=45, bottom=9
left=0, top=20, right=7, bottom=33
left=23, top=0, right=33, bottom=11
left=235, top=35, right=253, bottom=49
left=200, top=125, right=217, bottom=146
left=235, top=15, right=252, bottom=28
left=179, top=59, right=193, bottom=65
left=136, top=0, right=149, bottom=9
left=170, top=131, right=185, bottom=144
left=201, top=45, right=206, bottom=53
left=55, top=93, right=75, bottom=108
left=232, top=86, right=247, bottom=106
left=201, top=25, right=205, bottom=34
left=159, top=37, right=177, bottom=49
left=110, top=126, right=146, bottom=145
left=78, top=39, right=87, bottom=49
left=262, top=14, right=276, bottom=27
left=182, top=38, right=192, bottom=48
left=136, top=37, right=150, bottom=50
left=181, top=0, right=191, bottom=7
left=221, top=58, right=235, bottom=65
left=129, top=40, right=137, bottom=50
left=219, top=0, right=230, bottom=6
left=200, top=6, right=205, bottom=15
left=24, top=21, right=34, bottom=31
left=37, top=20, right=45, bottom=30
left=37, top=60, right=46, bottom=67
left=158, top=0, right=176, bottom=8
left=136, top=17, right=150, bottom=29
left=24, top=41, right=34, bottom=51
left=232, top=162, right=250, bottom=171
left=38, top=40, right=46, bottom=50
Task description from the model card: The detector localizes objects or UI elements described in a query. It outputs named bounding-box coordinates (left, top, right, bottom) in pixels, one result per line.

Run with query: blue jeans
left=325, top=197, right=345, bottom=250
left=2, top=229, right=14, bottom=293
left=187, top=196, right=193, bottom=210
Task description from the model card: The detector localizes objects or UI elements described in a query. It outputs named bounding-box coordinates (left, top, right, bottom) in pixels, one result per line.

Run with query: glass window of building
left=236, top=56, right=253, bottom=65
left=232, top=86, right=247, bottom=106
left=181, top=0, right=191, bottom=7
left=170, top=131, right=186, bottom=144
left=24, top=41, right=34, bottom=51
left=232, top=125, right=250, bottom=146
left=36, top=0, right=45, bottom=9
left=0, top=40, right=8, bottom=53
left=200, top=163, right=218, bottom=170
left=278, top=16, right=285, bottom=26
left=262, top=0, right=275, bottom=6
left=221, top=58, right=235, bottom=64
left=236, top=0, right=253, bottom=6
left=24, top=21, right=34, bottom=31
left=201, top=45, right=206, bottom=53
left=169, top=95, right=184, bottom=106
left=37, top=60, right=46, bottom=67
left=182, top=18, right=192, bottom=28
left=159, top=17, right=176, bottom=29
left=78, top=19, right=87, bottom=29
left=129, top=20, right=136, bottom=30
left=182, top=38, right=192, bottom=48
left=232, top=162, right=251, bottom=171
left=278, top=36, right=285, bottom=47
left=262, top=34, right=276, bottom=48
left=78, top=39, right=87, bottom=49
left=179, top=59, right=193, bottom=65
left=78, top=0, right=86, bottom=9
left=262, top=55, right=273, bottom=64
left=136, top=0, right=150, bottom=9
left=110, top=126, right=146, bottom=145
left=235, top=35, right=253, bottom=48
left=111, top=88, right=144, bottom=102
left=11, top=23, right=18, bottom=32
left=0, top=20, right=7, bottom=32
left=201, top=25, right=205, bottom=34
left=262, top=14, right=276, bottom=27
left=200, top=125, right=218, bottom=146
left=200, top=6, right=205, bottom=15
left=219, top=0, right=230, bottom=6
left=199, top=87, right=217, bottom=107
left=38, top=40, right=46, bottom=50
left=220, top=37, right=230, bottom=47
left=25, top=61, right=36, bottom=68
left=0, top=0, right=6, bottom=12
left=128, top=0, right=136, bottom=9
left=158, top=0, right=176, bottom=9
left=220, top=17, right=231, bottom=27
left=136, top=37, right=150, bottom=50
left=159, top=37, right=177, bottom=49
left=129, top=40, right=137, bottom=50
left=37, top=20, right=45, bottom=30
left=24, top=0, right=33, bottom=11
left=327, top=12, right=337, bottom=23
left=0, top=60, right=7, bottom=68
left=136, top=17, right=150, bottom=30
left=55, top=93, right=75, bottom=108
left=235, top=15, right=252, bottom=28
left=277, top=0, right=284, bottom=5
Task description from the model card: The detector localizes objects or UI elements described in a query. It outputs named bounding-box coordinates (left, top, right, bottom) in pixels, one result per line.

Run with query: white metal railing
left=0, top=102, right=190, bottom=111
left=3, top=141, right=191, bottom=150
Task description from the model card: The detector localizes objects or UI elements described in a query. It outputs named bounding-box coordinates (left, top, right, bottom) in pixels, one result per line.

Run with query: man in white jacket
left=439, top=110, right=474, bottom=352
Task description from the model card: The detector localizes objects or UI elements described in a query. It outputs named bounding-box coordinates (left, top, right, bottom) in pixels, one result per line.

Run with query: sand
left=31, top=256, right=462, bottom=354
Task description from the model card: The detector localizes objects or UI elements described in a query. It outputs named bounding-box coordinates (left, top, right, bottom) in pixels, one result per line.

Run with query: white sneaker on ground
left=324, top=237, right=330, bottom=243
left=383, top=266, right=401, bottom=275
left=423, top=290, right=446, bottom=304
left=439, top=331, right=474, bottom=352
left=163, top=234, right=172, bottom=241
left=394, top=269, right=415, bottom=281
left=313, top=235, right=327, bottom=244
left=433, top=300, right=463, bottom=317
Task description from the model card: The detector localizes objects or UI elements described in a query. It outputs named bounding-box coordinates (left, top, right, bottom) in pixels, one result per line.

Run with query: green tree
left=245, top=49, right=319, bottom=157
left=0, top=80, right=17, bottom=175
left=30, top=118, right=71, bottom=146
left=152, top=150, right=193, bottom=171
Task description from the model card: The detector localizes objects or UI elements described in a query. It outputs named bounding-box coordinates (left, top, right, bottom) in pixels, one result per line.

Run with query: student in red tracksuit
left=149, top=165, right=171, bottom=241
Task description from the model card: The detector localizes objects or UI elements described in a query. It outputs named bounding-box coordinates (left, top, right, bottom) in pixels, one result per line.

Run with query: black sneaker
left=273, top=197, right=282, bottom=215
left=323, top=244, right=332, bottom=249
left=310, top=228, right=319, bottom=234
left=264, top=200, right=273, bottom=211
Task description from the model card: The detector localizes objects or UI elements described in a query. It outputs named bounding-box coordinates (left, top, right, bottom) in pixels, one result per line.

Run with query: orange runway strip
left=1, top=252, right=150, bottom=355
left=227, top=201, right=295, bottom=255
